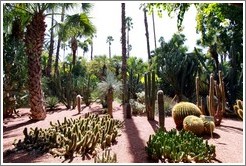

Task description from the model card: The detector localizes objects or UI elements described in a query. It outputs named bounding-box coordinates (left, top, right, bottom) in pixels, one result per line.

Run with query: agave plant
left=97, top=70, right=122, bottom=117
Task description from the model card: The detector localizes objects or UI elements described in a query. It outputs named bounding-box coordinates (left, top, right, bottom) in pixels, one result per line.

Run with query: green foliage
left=3, top=33, right=28, bottom=117
left=12, top=113, right=124, bottom=160
left=172, top=102, right=202, bottom=130
left=94, top=148, right=117, bottom=163
left=155, top=33, right=199, bottom=101
left=145, top=129, right=216, bottom=163
left=45, top=96, right=59, bottom=110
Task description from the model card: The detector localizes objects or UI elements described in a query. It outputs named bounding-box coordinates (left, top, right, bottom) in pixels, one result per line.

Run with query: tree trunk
left=109, top=43, right=111, bottom=59
left=90, top=40, right=93, bottom=60
left=144, top=8, right=151, bottom=62
left=25, top=11, right=46, bottom=120
left=55, top=5, right=65, bottom=75
left=121, top=3, right=127, bottom=105
left=46, top=9, right=54, bottom=77
left=152, top=10, right=157, bottom=50
left=71, top=36, right=77, bottom=66
left=107, top=87, right=113, bottom=118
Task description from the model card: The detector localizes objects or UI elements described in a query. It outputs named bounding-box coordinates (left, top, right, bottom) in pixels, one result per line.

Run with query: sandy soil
left=2, top=102, right=244, bottom=164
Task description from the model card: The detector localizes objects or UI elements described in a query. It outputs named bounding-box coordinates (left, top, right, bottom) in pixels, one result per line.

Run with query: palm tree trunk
left=144, top=8, right=151, bottom=62
left=152, top=11, right=157, bottom=50
left=90, top=40, right=93, bottom=60
left=71, top=36, right=78, bottom=65
left=127, top=29, right=129, bottom=58
left=25, top=11, right=46, bottom=120
left=46, top=9, right=54, bottom=77
left=109, top=44, right=111, bottom=59
left=107, top=88, right=113, bottom=118
left=121, top=3, right=127, bottom=105
left=55, top=5, right=65, bottom=75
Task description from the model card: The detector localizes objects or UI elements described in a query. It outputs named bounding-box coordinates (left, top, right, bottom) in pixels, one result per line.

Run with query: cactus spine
left=157, top=90, right=165, bottom=131
left=144, top=71, right=156, bottom=120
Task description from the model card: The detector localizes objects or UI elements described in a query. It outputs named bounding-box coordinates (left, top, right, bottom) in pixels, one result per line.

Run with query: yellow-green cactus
left=183, top=115, right=204, bottom=136
left=233, top=99, right=243, bottom=120
left=172, top=102, right=202, bottom=130
left=200, top=115, right=215, bottom=135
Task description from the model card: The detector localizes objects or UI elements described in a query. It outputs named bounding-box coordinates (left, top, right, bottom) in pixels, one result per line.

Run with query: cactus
left=183, top=115, right=204, bottom=136
left=76, top=95, right=82, bottom=114
left=144, top=71, right=156, bottom=120
left=172, top=102, right=202, bottom=130
left=196, top=71, right=226, bottom=126
left=200, top=115, right=215, bottom=136
left=233, top=99, right=243, bottom=120
left=94, top=148, right=117, bottom=163
left=157, top=90, right=165, bottom=131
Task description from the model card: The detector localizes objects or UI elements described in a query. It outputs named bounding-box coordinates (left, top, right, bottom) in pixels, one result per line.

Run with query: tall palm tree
left=152, top=10, right=157, bottom=50
left=106, top=36, right=114, bottom=58
left=125, top=16, right=133, bottom=58
left=121, top=3, right=127, bottom=105
left=23, top=3, right=57, bottom=120
left=61, top=12, right=96, bottom=66
left=143, top=5, right=151, bottom=62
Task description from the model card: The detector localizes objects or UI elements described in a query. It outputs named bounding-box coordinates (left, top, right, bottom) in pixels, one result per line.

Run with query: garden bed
left=2, top=102, right=244, bottom=163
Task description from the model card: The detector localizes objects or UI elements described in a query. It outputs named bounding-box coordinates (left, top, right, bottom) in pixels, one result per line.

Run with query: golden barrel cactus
left=172, top=102, right=202, bottom=130
left=183, top=115, right=204, bottom=136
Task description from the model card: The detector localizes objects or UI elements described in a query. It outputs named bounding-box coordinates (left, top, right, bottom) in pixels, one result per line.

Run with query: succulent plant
left=94, top=148, right=117, bottom=163
left=172, top=102, right=202, bottom=130
left=200, top=115, right=215, bottom=135
left=146, top=128, right=216, bottom=163
left=233, top=99, right=243, bottom=120
left=183, top=115, right=204, bottom=136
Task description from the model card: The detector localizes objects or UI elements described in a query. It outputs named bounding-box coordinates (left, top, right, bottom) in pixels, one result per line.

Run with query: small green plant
left=45, top=96, right=59, bottom=110
left=94, top=148, right=117, bottom=163
left=145, top=129, right=216, bottom=163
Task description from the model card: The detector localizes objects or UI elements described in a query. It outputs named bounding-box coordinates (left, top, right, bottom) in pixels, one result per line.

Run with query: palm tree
left=152, top=10, right=157, bottom=50
left=23, top=3, right=57, bottom=120
left=141, top=4, right=151, bottom=62
left=125, top=16, right=133, bottom=58
left=121, top=3, right=127, bottom=105
left=61, top=12, right=96, bottom=66
left=106, top=36, right=114, bottom=58
left=54, top=3, right=75, bottom=75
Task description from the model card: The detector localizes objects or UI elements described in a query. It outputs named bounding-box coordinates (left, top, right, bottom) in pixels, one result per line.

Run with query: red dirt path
left=2, top=102, right=244, bottom=164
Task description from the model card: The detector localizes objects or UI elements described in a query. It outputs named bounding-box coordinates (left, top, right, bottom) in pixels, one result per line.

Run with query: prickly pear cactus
left=183, top=115, right=204, bottom=136
left=172, top=102, right=202, bottom=130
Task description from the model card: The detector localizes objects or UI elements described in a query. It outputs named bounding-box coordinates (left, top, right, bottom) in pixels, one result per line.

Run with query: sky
left=79, top=2, right=201, bottom=62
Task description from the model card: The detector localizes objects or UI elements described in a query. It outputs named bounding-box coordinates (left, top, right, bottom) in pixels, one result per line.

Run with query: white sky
left=80, top=2, right=201, bottom=62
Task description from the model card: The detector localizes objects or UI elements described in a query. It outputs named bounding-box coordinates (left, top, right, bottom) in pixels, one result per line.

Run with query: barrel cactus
left=183, top=115, right=204, bottom=136
left=172, top=102, right=202, bottom=130
left=200, top=115, right=215, bottom=135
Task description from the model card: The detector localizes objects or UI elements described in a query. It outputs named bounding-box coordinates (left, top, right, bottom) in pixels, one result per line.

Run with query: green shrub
left=45, top=96, right=59, bottom=110
left=146, top=129, right=216, bottom=163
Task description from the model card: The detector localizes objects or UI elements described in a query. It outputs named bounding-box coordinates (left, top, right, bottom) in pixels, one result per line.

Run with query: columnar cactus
left=144, top=71, right=156, bottom=120
left=157, top=90, right=165, bottom=131
left=76, top=95, right=82, bottom=113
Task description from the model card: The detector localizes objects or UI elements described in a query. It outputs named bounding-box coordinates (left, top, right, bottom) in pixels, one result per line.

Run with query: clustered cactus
left=94, top=148, right=117, bottom=163
left=145, top=129, right=216, bottom=163
left=233, top=99, right=243, bottom=120
left=13, top=113, right=124, bottom=160
left=183, top=115, right=204, bottom=136
left=172, top=102, right=202, bottom=130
